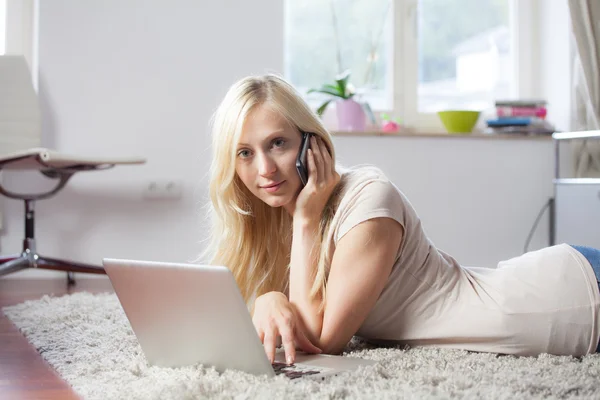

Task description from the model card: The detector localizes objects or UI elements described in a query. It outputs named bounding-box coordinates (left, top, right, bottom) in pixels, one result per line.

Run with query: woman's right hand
left=252, top=291, right=322, bottom=365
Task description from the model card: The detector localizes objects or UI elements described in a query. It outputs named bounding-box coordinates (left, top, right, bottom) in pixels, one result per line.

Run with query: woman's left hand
left=294, top=135, right=340, bottom=223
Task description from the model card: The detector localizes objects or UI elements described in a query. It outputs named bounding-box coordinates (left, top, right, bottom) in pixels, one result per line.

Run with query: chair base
left=0, top=253, right=106, bottom=286
left=0, top=199, right=107, bottom=286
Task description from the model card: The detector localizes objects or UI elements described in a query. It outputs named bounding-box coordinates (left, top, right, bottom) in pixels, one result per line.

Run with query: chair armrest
left=0, top=148, right=146, bottom=171
left=0, top=148, right=147, bottom=200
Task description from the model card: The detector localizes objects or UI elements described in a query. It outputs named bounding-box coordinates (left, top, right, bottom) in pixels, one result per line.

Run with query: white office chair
left=0, top=55, right=146, bottom=284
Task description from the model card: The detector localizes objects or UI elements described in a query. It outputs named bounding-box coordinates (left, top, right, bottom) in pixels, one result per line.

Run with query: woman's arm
left=289, top=216, right=403, bottom=353
left=319, top=217, right=402, bottom=353
left=288, top=135, right=337, bottom=345
left=288, top=135, right=404, bottom=353
left=288, top=217, right=325, bottom=344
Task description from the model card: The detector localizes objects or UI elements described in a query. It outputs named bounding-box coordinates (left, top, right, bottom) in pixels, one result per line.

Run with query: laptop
left=102, top=258, right=376, bottom=380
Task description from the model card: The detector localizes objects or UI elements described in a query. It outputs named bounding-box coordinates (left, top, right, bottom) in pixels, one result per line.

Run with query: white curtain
left=569, top=0, right=600, bottom=177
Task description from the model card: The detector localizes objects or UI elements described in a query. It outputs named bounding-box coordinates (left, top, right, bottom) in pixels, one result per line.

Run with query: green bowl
left=437, top=110, right=481, bottom=134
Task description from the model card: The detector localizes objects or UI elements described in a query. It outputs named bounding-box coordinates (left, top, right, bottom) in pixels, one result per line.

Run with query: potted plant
left=308, top=70, right=367, bottom=131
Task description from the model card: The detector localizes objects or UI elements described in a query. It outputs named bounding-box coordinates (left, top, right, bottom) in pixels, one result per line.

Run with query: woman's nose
left=257, top=153, right=277, bottom=176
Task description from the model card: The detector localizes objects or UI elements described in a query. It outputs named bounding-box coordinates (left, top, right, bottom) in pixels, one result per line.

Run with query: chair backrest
left=0, top=55, right=42, bottom=156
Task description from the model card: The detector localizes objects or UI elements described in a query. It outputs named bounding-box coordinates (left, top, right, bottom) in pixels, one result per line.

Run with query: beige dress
left=328, top=166, right=600, bottom=356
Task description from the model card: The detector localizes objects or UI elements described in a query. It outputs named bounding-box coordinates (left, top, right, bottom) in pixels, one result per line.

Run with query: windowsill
left=331, top=130, right=554, bottom=140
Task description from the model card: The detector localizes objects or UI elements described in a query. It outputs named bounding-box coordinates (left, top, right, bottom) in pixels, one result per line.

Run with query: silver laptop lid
left=102, top=258, right=274, bottom=376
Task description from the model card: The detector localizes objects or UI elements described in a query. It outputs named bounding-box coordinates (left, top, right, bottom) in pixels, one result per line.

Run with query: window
left=416, top=0, right=511, bottom=113
left=284, top=0, right=530, bottom=131
left=284, top=0, right=394, bottom=110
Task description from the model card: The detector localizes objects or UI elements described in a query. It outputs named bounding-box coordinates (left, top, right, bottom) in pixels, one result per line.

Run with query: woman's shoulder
left=337, top=164, right=397, bottom=197
left=330, top=164, right=409, bottom=242
left=338, top=164, right=392, bottom=185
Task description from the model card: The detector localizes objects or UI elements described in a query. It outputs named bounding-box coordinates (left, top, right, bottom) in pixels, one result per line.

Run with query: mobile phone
left=296, top=131, right=311, bottom=186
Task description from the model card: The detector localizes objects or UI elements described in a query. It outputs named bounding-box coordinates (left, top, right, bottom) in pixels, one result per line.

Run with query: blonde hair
left=201, top=74, right=343, bottom=310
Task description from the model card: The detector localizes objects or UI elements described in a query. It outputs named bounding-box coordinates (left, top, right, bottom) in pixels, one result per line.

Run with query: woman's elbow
left=317, top=337, right=350, bottom=355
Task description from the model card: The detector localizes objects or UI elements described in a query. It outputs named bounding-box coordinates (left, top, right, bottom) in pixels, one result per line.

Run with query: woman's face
left=235, top=104, right=304, bottom=213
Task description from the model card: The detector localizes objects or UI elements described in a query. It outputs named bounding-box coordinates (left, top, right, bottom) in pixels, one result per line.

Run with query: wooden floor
left=0, top=277, right=114, bottom=400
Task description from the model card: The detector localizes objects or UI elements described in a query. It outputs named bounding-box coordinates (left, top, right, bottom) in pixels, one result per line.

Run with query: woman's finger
left=319, top=138, right=333, bottom=179
left=311, top=136, right=325, bottom=183
left=263, top=327, right=278, bottom=364
left=306, top=149, right=317, bottom=185
left=255, top=326, right=265, bottom=343
left=278, top=318, right=297, bottom=365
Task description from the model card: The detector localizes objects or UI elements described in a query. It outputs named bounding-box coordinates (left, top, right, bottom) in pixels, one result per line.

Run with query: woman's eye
left=237, top=149, right=251, bottom=158
left=272, top=138, right=286, bottom=148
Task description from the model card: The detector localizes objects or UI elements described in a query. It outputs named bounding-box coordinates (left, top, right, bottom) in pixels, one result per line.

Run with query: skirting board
left=1, top=269, right=109, bottom=279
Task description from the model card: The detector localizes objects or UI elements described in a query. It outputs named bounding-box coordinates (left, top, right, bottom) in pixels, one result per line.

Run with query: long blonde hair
left=201, top=74, right=343, bottom=309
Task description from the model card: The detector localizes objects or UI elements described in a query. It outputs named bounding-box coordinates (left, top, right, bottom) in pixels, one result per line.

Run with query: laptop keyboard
left=272, top=362, right=328, bottom=379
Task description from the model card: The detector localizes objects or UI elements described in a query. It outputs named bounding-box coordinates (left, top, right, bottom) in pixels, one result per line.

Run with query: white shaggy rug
left=3, top=292, right=600, bottom=400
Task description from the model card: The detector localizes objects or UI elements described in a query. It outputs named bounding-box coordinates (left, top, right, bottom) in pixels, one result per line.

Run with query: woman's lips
left=261, top=181, right=285, bottom=193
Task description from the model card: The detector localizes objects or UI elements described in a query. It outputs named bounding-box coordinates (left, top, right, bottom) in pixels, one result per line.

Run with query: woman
left=201, top=74, right=600, bottom=366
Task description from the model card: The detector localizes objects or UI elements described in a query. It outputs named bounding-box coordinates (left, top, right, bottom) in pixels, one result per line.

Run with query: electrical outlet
left=143, top=179, right=183, bottom=200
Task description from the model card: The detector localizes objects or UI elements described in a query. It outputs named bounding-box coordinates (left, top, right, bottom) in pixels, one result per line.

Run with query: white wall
left=333, top=136, right=554, bottom=267
left=0, top=0, right=566, bottom=279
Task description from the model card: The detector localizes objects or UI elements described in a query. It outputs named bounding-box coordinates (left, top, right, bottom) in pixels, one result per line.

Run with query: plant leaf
left=335, top=69, right=351, bottom=83
left=335, top=69, right=351, bottom=99
left=322, top=83, right=342, bottom=93
left=316, top=100, right=333, bottom=116
left=307, top=85, right=345, bottom=98
left=361, top=102, right=377, bottom=125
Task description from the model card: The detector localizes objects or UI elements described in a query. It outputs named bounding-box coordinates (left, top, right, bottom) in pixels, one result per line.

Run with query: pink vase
left=336, top=99, right=366, bottom=131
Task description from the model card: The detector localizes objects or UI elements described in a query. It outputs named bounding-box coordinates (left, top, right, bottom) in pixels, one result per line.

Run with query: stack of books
left=485, top=100, right=555, bottom=135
